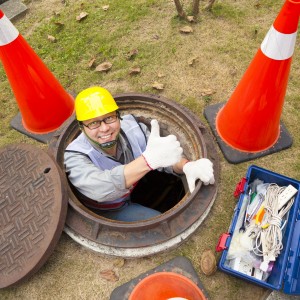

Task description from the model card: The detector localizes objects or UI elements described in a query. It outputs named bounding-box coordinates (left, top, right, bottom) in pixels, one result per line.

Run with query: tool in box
left=216, top=165, right=300, bottom=295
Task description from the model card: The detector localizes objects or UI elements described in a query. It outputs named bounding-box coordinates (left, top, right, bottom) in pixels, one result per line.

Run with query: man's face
left=82, top=112, right=120, bottom=145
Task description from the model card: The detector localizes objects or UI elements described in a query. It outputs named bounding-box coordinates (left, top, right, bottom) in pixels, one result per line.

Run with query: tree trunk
left=174, top=0, right=187, bottom=19
left=192, top=0, right=200, bottom=17
left=205, top=0, right=216, bottom=11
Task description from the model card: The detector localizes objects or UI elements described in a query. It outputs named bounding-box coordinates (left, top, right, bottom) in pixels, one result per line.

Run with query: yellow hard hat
left=75, top=86, right=119, bottom=121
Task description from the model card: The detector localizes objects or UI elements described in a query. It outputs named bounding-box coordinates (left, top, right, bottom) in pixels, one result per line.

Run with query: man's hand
left=142, top=119, right=183, bottom=170
left=183, top=158, right=215, bottom=193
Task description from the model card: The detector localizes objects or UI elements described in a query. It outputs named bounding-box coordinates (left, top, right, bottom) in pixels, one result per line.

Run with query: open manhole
left=48, top=93, right=220, bottom=258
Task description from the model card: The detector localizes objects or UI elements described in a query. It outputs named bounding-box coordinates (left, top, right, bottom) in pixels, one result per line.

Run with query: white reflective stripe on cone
left=261, top=25, right=297, bottom=61
left=0, top=15, right=19, bottom=46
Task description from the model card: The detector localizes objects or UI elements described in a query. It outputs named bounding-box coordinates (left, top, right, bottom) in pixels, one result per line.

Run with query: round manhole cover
left=0, top=143, right=68, bottom=288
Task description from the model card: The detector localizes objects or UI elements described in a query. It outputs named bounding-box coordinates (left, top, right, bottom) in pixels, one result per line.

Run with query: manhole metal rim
left=48, top=92, right=220, bottom=256
left=63, top=189, right=216, bottom=258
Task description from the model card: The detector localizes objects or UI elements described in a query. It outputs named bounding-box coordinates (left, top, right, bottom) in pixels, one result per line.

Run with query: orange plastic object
left=255, top=204, right=265, bottom=225
left=216, top=0, right=300, bottom=152
left=0, top=10, right=74, bottom=134
left=129, top=272, right=207, bottom=300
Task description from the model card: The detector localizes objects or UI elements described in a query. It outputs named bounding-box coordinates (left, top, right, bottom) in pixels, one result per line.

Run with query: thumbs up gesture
left=142, top=119, right=183, bottom=170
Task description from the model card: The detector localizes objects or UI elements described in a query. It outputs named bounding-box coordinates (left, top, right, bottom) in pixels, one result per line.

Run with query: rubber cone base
left=11, top=112, right=59, bottom=144
left=204, top=103, right=293, bottom=164
left=0, top=0, right=28, bottom=21
left=110, top=256, right=209, bottom=300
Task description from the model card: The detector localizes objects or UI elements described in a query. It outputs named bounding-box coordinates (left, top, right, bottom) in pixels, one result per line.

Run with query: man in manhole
left=64, top=86, right=215, bottom=221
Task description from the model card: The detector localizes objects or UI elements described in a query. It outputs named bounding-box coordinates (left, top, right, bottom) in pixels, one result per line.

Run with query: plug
left=278, top=185, right=298, bottom=211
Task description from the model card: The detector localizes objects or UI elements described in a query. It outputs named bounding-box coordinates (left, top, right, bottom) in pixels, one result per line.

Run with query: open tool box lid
left=217, top=165, right=300, bottom=295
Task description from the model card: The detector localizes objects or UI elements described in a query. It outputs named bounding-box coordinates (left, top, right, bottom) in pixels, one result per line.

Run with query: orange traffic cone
left=214, top=0, right=299, bottom=153
left=0, top=9, right=74, bottom=135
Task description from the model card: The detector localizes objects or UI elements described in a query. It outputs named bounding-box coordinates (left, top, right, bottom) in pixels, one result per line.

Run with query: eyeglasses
left=82, top=114, right=118, bottom=130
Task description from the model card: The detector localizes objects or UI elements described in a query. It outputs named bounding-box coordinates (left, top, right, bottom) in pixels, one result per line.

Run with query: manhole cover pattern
left=0, top=144, right=65, bottom=288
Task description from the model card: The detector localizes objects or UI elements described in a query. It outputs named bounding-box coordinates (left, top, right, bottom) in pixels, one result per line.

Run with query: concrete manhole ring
left=48, top=93, right=220, bottom=258
left=0, top=143, right=68, bottom=288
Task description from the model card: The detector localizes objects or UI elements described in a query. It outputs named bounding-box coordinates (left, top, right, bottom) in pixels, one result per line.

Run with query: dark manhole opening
left=131, top=171, right=185, bottom=213
left=70, top=170, right=185, bottom=218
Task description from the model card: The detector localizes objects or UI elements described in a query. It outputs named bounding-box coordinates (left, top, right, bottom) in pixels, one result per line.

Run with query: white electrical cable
left=227, top=182, right=296, bottom=277
left=251, top=184, right=294, bottom=271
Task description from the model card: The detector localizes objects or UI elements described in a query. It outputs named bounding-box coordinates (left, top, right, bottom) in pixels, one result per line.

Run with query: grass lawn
left=0, top=0, right=299, bottom=299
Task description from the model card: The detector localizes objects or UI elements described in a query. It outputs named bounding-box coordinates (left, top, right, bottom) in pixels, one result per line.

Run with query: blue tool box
left=217, top=165, right=300, bottom=295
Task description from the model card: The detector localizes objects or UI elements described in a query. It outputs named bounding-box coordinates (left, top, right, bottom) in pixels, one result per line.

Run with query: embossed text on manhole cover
left=0, top=143, right=67, bottom=288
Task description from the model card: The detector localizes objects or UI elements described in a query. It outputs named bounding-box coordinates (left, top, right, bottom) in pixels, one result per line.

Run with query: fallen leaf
left=230, top=67, right=237, bottom=77
left=200, top=89, right=215, bottom=96
left=126, top=49, right=138, bottom=60
left=200, top=250, right=217, bottom=276
left=187, top=16, right=195, bottom=22
left=180, top=26, right=193, bottom=33
left=88, top=57, right=96, bottom=68
left=113, top=258, right=125, bottom=268
left=188, top=56, right=198, bottom=66
left=102, top=5, right=109, bottom=11
left=129, top=67, right=141, bottom=75
left=152, top=82, right=164, bottom=90
left=47, top=35, right=56, bottom=42
left=99, top=269, right=119, bottom=282
left=95, top=61, right=112, bottom=72
left=76, top=11, right=88, bottom=21
left=54, top=21, right=64, bottom=27
left=254, top=2, right=261, bottom=9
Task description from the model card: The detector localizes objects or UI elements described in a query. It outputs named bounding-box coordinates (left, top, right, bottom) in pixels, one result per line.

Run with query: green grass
left=11, top=0, right=167, bottom=91
left=212, top=2, right=246, bottom=22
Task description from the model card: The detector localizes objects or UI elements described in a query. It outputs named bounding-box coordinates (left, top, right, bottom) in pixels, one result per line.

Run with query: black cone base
left=11, top=112, right=57, bottom=144
left=204, top=102, right=293, bottom=164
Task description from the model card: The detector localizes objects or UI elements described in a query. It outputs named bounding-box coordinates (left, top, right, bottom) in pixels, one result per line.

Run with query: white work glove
left=183, top=158, right=215, bottom=193
left=142, top=119, right=183, bottom=170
